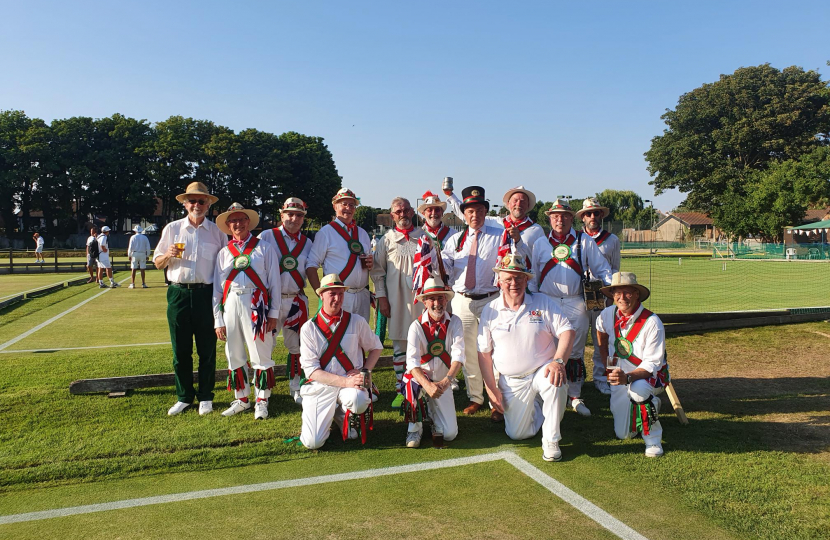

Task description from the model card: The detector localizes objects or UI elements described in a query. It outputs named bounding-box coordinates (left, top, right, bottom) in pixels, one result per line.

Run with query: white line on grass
left=0, top=450, right=649, bottom=539
left=0, top=342, right=170, bottom=354
left=0, top=274, right=88, bottom=302
left=0, top=276, right=131, bottom=352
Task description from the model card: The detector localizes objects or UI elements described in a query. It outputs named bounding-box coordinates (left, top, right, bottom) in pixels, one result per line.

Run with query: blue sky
left=2, top=1, right=827, bottom=212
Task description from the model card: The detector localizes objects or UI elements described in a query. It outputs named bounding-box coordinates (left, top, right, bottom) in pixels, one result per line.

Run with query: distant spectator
left=33, top=233, right=45, bottom=264
left=128, top=225, right=151, bottom=289
left=86, top=227, right=99, bottom=283
left=97, top=226, right=118, bottom=289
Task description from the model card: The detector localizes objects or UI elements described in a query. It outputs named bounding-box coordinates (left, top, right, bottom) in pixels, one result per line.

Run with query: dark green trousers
left=167, top=285, right=216, bottom=403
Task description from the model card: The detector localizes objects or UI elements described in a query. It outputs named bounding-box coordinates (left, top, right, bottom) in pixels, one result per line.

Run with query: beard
left=396, top=217, right=412, bottom=229
left=428, top=305, right=446, bottom=318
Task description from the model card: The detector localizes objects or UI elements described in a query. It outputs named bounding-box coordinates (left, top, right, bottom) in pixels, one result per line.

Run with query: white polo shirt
left=305, top=218, right=371, bottom=290
left=596, top=304, right=666, bottom=377
left=153, top=216, right=227, bottom=284
left=300, top=311, right=383, bottom=379
left=128, top=233, right=151, bottom=258
left=478, top=291, right=574, bottom=376
left=258, top=226, right=313, bottom=296
left=405, top=311, right=465, bottom=379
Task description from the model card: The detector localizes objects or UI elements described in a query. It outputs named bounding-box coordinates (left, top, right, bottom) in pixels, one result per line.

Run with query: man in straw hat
left=299, top=274, right=383, bottom=449
left=418, top=190, right=458, bottom=256
left=445, top=183, right=545, bottom=267
left=441, top=186, right=503, bottom=418
left=595, top=272, right=669, bottom=457
left=478, top=253, right=575, bottom=461
left=372, top=196, right=441, bottom=407
left=400, top=277, right=464, bottom=449
left=213, top=203, right=282, bottom=420
left=576, top=197, right=621, bottom=396
left=127, top=225, right=151, bottom=289
left=153, top=181, right=227, bottom=416
left=306, top=188, right=374, bottom=322
left=530, top=198, right=612, bottom=418
left=258, top=197, right=313, bottom=404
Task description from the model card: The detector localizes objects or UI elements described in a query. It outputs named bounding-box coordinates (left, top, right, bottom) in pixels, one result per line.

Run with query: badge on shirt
left=428, top=340, right=445, bottom=357
left=348, top=239, right=364, bottom=255
left=528, top=310, right=543, bottom=323
left=281, top=254, right=298, bottom=271
left=233, top=254, right=252, bottom=270
left=553, top=244, right=571, bottom=260
left=614, top=337, right=633, bottom=359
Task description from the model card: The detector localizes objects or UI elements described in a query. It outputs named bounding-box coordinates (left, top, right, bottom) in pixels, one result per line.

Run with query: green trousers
left=167, top=285, right=216, bottom=403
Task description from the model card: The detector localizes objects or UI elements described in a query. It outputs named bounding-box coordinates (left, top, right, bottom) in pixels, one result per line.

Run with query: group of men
left=153, top=180, right=669, bottom=459
left=83, top=224, right=152, bottom=289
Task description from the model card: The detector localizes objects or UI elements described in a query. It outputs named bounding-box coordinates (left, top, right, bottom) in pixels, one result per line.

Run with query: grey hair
left=390, top=197, right=412, bottom=209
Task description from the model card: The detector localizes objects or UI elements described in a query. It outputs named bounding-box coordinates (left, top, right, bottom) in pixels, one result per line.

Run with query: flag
left=283, top=295, right=308, bottom=333
left=251, top=289, right=268, bottom=341
left=412, top=236, right=436, bottom=303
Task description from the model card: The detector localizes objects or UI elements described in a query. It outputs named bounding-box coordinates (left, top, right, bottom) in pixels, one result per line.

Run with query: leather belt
left=460, top=291, right=498, bottom=301
left=171, top=282, right=211, bottom=289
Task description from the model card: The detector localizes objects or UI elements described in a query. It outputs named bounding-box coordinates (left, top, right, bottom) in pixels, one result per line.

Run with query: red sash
left=419, top=320, right=452, bottom=369
left=271, top=227, right=308, bottom=290
left=221, top=237, right=269, bottom=311
left=593, top=230, right=610, bottom=246
left=424, top=225, right=451, bottom=247
left=615, top=308, right=670, bottom=385
left=454, top=226, right=470, bottom=252
left=314, top=312, right=355, bottom=372
left=329, top=221, right=361, bottom=281
left=539, top=234, right=583, bottom=285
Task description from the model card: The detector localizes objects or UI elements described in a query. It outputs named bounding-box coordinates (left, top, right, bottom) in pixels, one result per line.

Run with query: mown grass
left=0, top=273, right=90, bottom=300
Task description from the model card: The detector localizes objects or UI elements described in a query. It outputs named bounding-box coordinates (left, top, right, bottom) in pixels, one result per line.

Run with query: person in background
left=86, top=226, right=99, bottom=283
left=128, top=225, right=151, bottom=289
left=33, top=233, right=45, bottom=264
left=97, top=226, right=118, bottom=289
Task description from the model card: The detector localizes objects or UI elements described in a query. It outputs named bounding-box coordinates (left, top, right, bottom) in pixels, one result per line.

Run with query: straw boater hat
left=132, top=225, right=144, bottom=234
left=175, top=181, right=219, bottom=205
left=332, top=188, right=359, bottom=205
left=416, top=277, right=454, bottom=302
left=600, top=272, right=651, bottom=302
left=575, top=197, right=610, bottom=220
left=417, top=191, right=447, bottom=214
left=493, top=253, right=533, bottom=278
left=502, top=186, right=537, bottom=210
left=459, top=186, right=489, bottom=212
left=217, top=202, right=260, bottom=235
left=316, top=273, right=350, bottom=297
left=281, top=197, right=307, bottom=215
left=544, top=198, right=576, bottom=216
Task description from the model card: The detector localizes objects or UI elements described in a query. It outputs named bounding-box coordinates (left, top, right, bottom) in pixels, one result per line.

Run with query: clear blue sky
left=2, top=1, right=827, bottom=213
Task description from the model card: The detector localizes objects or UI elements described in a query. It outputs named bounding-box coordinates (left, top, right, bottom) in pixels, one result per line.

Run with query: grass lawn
left=0, top=273, right=90, bottom=300
left=621, top=257, right=830, bottom=313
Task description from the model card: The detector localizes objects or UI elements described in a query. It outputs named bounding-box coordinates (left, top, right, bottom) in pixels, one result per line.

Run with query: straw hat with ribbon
left=415, top=277, right=455, bottom=302
left=217, top=202, right=260, bottom=235
left=281, top=197, right=308, bottom=215
left=332, top=188, right=359, bottom=205
left=575, top=197, right=610, bottom=220
left=544, top=198, right=576, bottom=216
left=316, top=274, right=350, bottom=297
left=175, top=181, right=219, bottom=205
left=600, top=272, right=650, bottom=302
left=417, top=191, right=447, bottom=214
left=493, top=253, right=534, bottom=278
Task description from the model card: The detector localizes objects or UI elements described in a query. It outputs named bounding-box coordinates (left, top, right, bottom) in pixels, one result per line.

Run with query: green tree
left=0, top=110, right=46, bottom=233
left=45, top=117, right=97, bottom=233
left=279, top=132, right=341, bottom=225
left=353, top=205, right=381, bottom=231
left=594, top=189, right=658, bottom=229
left=646, top=64, right=830, bottom=220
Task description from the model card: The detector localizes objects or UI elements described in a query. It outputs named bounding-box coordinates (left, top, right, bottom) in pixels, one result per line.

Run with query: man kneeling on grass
left=401, top=277, right=465, bottom=449
left=299, top=274, right=383, bottom=449
left=595, top=272, right=670, bottom=458
left=478, top=254, right=575, bottom=462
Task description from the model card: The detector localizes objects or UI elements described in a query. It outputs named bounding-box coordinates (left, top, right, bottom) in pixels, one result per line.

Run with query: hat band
left=421, top=286, right=450, bottom=295
left=463, top=196, right=484, bottom=204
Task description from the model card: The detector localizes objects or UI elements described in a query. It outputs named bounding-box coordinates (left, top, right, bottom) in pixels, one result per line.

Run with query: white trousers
left=500, top=362, right=568, bottom=444
left=276, top=295, right=306, bottom=393
left=550, top=296, right=588, bottom=398
left=407, top=386, right=459, bottom=441
left=343, top=288, right=371, bottom=322
left=225, top=289, right=276, bottom=400
left=450, top=293, right=494, bottom=405
left=609, top=379, right=664, bottom=446
left=300, top=383, right=371, bottom=450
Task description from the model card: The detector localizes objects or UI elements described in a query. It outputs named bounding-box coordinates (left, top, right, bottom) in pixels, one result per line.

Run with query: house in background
left=653, top=212, right=722, bottom=243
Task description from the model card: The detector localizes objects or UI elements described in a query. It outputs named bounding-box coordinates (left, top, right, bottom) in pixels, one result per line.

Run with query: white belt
left=505, top=368, right=538, bottom=380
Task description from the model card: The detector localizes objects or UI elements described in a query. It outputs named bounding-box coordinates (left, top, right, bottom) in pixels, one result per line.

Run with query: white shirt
left=258, top=226, right=313, bottom=296
left=588, top=229, right=621, bottom=273
left=478, top=292, right=574, bottom=376
left=596, top=304, right=666, bottom=377
left=97, top=234, right=110, bottom=259
left=36, top=237, right=44, bottom=248
left=128, top=233, right=151, bottom=258
left=530, top=228, right=612, bottom=298
left=405, top=311, right=465, bottom=379
left=441, top=225, right=502, bottom=295
left=299, top=311, right=383, bottom=379
left=305, top=218, right=371, bottom=289
left=153, top=216, right=227, bottom=284
left=212, top=235, right=282, bottom=328
left=86, top=235, right=95, bottom=248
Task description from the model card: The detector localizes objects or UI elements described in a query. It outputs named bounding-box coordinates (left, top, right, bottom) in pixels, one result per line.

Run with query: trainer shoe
left=198, top=401, right=213, bottom=416
left=167, top=401, right=190, bottom=416
left=222, top=399, right=252, bottom=417
left=99, top=282, right=107, bottom=288
left=142, top=283, right=149, bottom=288
left=128, top=284, right=135, bottom=289
left=110, top=282, right=119, bottom=288
left=543, top=441, right=562, bottom=462
left=254, top=400, right=269, bottom=420
left=292, top=391, right=303, bottom=405
left=406, top=431, right=422, bottom=448
left=645, top=444, right=664, bottom=458
left=391, top=394, right=404, bottom=408
left=571, top=398, right=591, bottom=417
left=594, top=380, right=612, bottom=395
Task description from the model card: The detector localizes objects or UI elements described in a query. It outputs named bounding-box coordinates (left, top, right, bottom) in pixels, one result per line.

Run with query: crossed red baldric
left=271, top=227, right=308, bottom=290
left=313, top=311, right=355, bottom=373
left=419, top=317, right=452, bottom=368
left=329, top=220, right=361, bottom=281
left=539, top=232, right=583, bottom=285
left=592, top=229, right=610, bottom=246
left=220, top=237, right=269, bottom=311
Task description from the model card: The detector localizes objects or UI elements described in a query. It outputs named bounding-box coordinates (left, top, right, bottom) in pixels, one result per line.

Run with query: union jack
left=412, top=236, right=436, bottom=303
left=283, top=295, right=308, bottom=333
left=251, top=289, right=268, bottom=341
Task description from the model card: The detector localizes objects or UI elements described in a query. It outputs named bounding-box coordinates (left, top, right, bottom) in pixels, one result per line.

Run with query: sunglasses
left=187, top=199, right=207, bottom=205
left=583, top=210, right=603, bottom=217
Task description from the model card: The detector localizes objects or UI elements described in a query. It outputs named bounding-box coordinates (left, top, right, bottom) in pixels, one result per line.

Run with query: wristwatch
left=553, top=358, right=565, bottom=365
left=626, top=373, right=632, bottom=385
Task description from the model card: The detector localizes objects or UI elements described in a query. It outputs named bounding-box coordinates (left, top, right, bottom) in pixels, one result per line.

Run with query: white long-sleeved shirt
left=258, top=226, right=313, bottom=297
left=441, top=225, right=501, bottom=295
left=588, top=229, right=621, bottom=273
left=530, top=228, right=612, bottom=298
left=596, top=304, right=666, bottom=377
left=405, top=311, right=465, bottom=379
left=153, top=216, right=227, bottom=284
left=299, top=312, right=383, bottom=379
left=128, top=233, right=151, bottom=258
left=305, top=218, right=371, bottom=289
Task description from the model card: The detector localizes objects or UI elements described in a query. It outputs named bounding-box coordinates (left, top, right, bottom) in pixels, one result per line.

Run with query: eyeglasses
left=583, top=210, right=602, bottom=217
left=187, top=199, right=207, bottom=205
left=500, top=276, right=526, bottom=284
left=391, top=209, right=412, bottom=216
left=226, top=217, right=249, bottom=224
left=336, top=201, right=356, bottom=209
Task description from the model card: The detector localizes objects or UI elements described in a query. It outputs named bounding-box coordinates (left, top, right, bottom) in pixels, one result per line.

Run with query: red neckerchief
left=321, top=309, right=342, bottom=327
left=550, top=231, right=570, bottom=244
left=339, top=219, right=356, bottom=234
left=427, top=314, right=447, bottom=336
left=395, top=226, right=415, bottom=241
left=425, top=224, right=441, bottom=235
left=229, top=233, right=252, bottom=249
left=615, top=310, right=634, bottom=332
left=283, top=228, right=300, bottom=242
left=503, top=216, right=533, bottom=231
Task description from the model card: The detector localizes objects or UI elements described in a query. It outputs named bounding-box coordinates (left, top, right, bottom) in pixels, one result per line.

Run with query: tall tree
left=0, top=110, right=46, bottom=233
left=279, top=132, right=341, bottom=225
left=593, top=189, right=658, bottom=229
left=646, top=64, right=830, bottom=217
left=45, top=117, right=97, bottom=233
